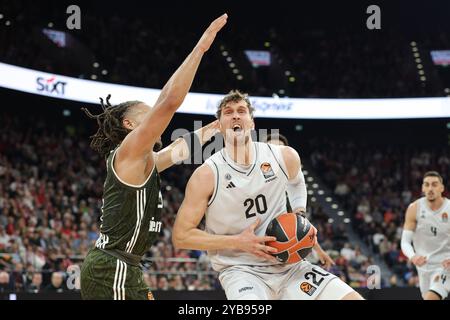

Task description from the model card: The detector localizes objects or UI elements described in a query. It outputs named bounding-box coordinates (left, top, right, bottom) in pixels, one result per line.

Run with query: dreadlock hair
left=82, top=94, right=143, bottom=157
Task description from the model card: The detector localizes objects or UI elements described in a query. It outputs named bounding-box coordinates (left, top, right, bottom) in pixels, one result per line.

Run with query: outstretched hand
left=196, top=14, right=228, bottom=53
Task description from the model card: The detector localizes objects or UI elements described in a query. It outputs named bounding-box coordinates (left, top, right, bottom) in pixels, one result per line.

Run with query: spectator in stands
left=44, top=271, right=65, bottom=293
left=0, top=271, right=13, bottom=293
left=157, top=276, right=169, bottom=290
left=26, top=272, right=43, bottom=294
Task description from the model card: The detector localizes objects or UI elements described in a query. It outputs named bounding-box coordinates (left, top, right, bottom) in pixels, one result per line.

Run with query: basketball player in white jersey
left=265, top=133, right=335, bottom=270
left=173, top=90, right=362, bottom=300
left=401, top=171, right=450, bottom=300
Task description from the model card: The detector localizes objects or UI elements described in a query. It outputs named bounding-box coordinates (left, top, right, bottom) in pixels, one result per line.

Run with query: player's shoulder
left=407, top=199, right=421, bottom=211
left=278, top=145, right=300, bottom=165
left=192, top=163, right=215, bottom=181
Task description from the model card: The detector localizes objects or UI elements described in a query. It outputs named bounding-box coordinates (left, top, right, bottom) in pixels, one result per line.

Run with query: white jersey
left=204, top=142, right=289, bottom=272
left=413, top=197, right=450, bottom=270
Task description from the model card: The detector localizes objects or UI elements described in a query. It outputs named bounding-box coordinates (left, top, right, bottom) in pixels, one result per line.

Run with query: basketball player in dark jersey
left=79, top=14, right=228, bottom=300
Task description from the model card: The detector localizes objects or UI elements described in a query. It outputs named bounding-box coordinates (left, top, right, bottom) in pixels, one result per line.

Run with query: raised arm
left=155, top=120, right=219, bottom=172
left=172, top=164, right=277, bottom=261
left=118, top=14, right=227, bottom=162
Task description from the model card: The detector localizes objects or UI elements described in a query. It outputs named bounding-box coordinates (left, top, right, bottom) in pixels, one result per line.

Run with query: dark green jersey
left=95, top=148, right=163, bottom=257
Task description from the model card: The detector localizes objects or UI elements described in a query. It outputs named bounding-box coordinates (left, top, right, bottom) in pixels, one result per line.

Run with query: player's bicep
left=281, top=146, right=301, bottom=180
left=403, top=202, right=417, bottom=231
left=174, top=166, right=214, bottom=232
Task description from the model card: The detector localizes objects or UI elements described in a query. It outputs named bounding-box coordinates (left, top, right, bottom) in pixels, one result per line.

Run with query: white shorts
left=418, top=267, right=450, bottom=299
left=218, top=260, right=355, bottom=300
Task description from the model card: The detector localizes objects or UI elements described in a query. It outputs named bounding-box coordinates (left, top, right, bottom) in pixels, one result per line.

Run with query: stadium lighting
left=412, top=47, right=418, bottom=52
left=63, top=109, right=71, bottom=117
left=226, top=57, right=232, bottom=62
left=312, top=183, right=318, bottom=189
left=420, top=76, right=426, bottom=81
left=343, top=218, right=351, bottom=224
left=446, top=122, right=450, bottom=129
left=295, top=124, right=303, bottom=131
left=318, top=190, right=324, bottom=195
left=410, top=41, right=417, bottom=46
left=278, top=89, right=285, bottom=94
left=264, top=41, right=270, bottom=47
left=307, top=190, right=314, bottom=195
left=418, top=70, right=424, bottom=75
left=5, top=20, right=10, bottom=26
left=0, top=14, right=4, bottom=19
left=90, top=74, right=97, bottom=80
left=303, top=170, right=308, bottom=176
left=93, top=62, right=99, bottom=68
left=325, top=197, right=332, bottom=202
left=328, top=218, right=334, bottom=224
left=331, top=204, right=338, bottom=209
left=236, top=75, right=243, bottom=80
left=311, top=197, right=316, bottom=202
left=48, top=22, right=54, bottom=28
left=444, top=88, right=450, bottom=93
left=222, top=51, right=228, bottom=56
left=413, top=52, right=420, bottom=58
left=285, top=71, right=291, bottom=76
left=219, top=45, right=225, bottom=51
left=101, top=69, right=108, bottom=75
left=166, top=186, right=172, bottom=191
left=307, top=177, right=313, bottom=182
left=232, top=68, right=239, bottom=74
left=337, top=211, right=345, bottom=216
left=415, top=58, right=421, bottom=63
left=229, top=62, right=235, bottom=68
left=417, top=64, right=423, bottom=69
left=289, top=76, right=296, bottom=82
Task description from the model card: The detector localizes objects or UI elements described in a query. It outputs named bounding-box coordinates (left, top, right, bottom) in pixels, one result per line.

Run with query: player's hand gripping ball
left=265, top=212, right=317, bottom=263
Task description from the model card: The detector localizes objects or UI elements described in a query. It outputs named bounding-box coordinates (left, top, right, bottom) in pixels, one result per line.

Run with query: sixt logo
left=36, top=76, right=67, bottom=95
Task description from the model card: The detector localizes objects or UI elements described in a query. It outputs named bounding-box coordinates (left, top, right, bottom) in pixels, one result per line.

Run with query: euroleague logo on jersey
left=260, top=162, right=275, bottom=179
left=442, top=212, right=448, bottom=223
left=300, top=281, right=316, bottom=296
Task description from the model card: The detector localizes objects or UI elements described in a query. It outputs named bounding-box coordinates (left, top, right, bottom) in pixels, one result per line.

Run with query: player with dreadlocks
left=79, top=14, right=227, bottom=300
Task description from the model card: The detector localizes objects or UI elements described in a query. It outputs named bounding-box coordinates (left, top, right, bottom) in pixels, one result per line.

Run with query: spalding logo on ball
left=265, top=212, right=317, bottom=264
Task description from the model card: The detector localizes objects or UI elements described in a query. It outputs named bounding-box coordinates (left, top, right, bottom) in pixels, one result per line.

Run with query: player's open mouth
left=232, top=124, right=242, bottom=132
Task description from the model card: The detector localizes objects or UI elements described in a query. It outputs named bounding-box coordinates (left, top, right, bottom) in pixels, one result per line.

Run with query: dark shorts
left=80, top=247, right=153, bottom=300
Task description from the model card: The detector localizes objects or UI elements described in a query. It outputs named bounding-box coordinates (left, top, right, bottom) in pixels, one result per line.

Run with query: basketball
left=265, top=213, right=317, bottom=264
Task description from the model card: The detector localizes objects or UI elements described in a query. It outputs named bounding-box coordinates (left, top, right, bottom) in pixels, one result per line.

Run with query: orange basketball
left=265, top=212, right=317, bottom=264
